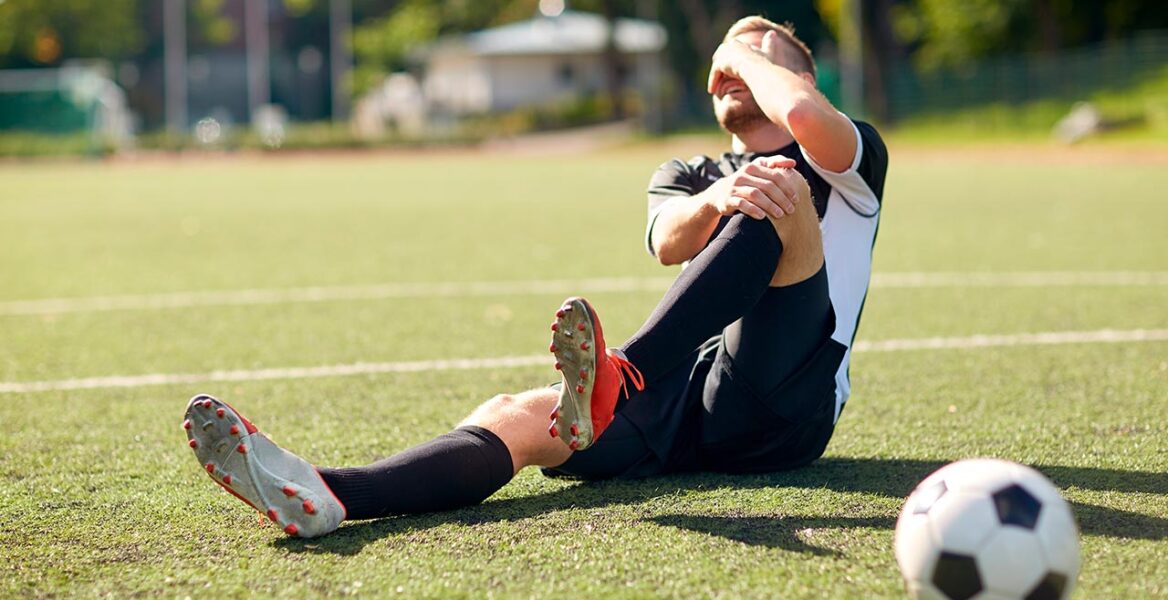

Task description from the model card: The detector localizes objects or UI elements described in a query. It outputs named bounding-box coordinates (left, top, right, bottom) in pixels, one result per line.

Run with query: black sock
left=621, top=214, right=782, bottom=383
left=317, top=426, right=513, bottom=520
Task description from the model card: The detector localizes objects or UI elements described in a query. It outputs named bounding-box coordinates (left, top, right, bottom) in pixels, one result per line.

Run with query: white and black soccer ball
left=894, top=458, right=1081, bottom=600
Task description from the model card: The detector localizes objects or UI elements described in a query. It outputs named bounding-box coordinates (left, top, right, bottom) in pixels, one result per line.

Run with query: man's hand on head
left=759, top=30, right=785, bottom=65
left=707, top=39, right=769, bottom=96
left=707, top=31, right=798, bottom=96
left=710, top=155, right=805, bottom=220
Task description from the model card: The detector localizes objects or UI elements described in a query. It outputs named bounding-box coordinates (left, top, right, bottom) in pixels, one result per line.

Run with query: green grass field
left=1, top=142, right=1166, bottom=598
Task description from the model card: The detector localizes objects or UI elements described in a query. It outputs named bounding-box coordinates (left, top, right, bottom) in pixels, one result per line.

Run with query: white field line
left=871, top=271, right=1168, bottom=288
left=2, top=271, right=1167, bottom=317
left=2, top=328, right=1165, bottom=394
left=0, top=277, right=675, bottom=317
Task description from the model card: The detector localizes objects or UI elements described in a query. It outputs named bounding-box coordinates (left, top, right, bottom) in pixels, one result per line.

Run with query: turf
left=1, top=143, right=1166, bottom=598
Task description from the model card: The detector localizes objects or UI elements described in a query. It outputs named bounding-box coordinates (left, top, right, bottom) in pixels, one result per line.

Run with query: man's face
left=712, top=30, right=798, bottom=135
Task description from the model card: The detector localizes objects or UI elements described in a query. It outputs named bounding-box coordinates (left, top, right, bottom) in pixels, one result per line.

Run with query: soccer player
left=183, top=16, right=887, bottom=538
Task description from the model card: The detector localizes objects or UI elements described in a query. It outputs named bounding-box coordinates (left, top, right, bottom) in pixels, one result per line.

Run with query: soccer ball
left=894, top=458, right=1081, bottom=600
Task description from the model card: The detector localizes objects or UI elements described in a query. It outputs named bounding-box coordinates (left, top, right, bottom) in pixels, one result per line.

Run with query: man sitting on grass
left=183, top=15, right=888, bottom=538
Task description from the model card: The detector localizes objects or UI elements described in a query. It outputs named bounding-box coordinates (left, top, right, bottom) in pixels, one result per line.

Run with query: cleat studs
left=570, top=424, right=580, bottom=436
left=549, top=424, right=559, bottom=438
left=555, top=309, right=565, bottom=318
left=282, top=486, right=296, bottom=497
left=549, top=343, right=557, bottom=353
left=577, top=323, right=586, bottom=331
left=188, top=439, right=198, bottom=449
left=302, top=500, right=316, bottom=515
left=576, top=384, right=585, bottom=394
left=205, top=463, right=215, bottom=473
left=202, top=400, right=212, bottom=409
left=215, top=408, right=225, bottom=418
left=267, top=509, right=278, bottom=522
left=568, top=440, right=579, bottom=450
left=222, top=475, right=232, bottom=485
left=579, top=369, right=588, bottom=380
left=580, top=342, right=590, bottom=351
left=236, top=443, right=248, bottom=454
left=182, top=419, right=192, bottom=430
left=229, top=425, right=239, bottom=436
left=550, top=322, right=559, bottom=331
left=284, top=524, right=299, bottom=536
left=553, top=361, right=561, bottom=370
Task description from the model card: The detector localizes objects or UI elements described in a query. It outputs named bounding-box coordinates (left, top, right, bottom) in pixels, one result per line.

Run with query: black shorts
left=544, top=266, right=847, bottom=480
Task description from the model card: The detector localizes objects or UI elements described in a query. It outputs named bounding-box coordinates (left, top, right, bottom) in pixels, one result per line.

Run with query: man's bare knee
left=767, top=197, right=824, bottom=287
left=459, top=389, right=569, bottom=472
left=461, top=393, right=522, bottom=429
left=767, top=197, right=817, bottom=236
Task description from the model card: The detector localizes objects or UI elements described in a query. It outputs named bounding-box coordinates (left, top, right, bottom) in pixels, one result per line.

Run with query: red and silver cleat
left=547, top=297, right=644, bottom=451
left=182, top=394, right=347, bottom=538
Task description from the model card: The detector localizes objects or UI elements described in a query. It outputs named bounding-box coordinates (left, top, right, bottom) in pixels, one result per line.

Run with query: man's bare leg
left=459, top=388, right=571, bottom=473
left=766, top=172, right=823, bottom=287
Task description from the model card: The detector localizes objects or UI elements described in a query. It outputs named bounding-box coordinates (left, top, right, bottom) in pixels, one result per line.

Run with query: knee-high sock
left=317, top=426, right=513, bottom=520
left=620, top=214, right=782, bottom=384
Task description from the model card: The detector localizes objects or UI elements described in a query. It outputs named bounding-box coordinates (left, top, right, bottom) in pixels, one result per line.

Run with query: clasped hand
left=711, top=155, right=806, bottom=220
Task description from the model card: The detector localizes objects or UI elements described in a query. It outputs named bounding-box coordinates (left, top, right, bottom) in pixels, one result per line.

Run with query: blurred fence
left=885, top=31, right=1168, bottom=126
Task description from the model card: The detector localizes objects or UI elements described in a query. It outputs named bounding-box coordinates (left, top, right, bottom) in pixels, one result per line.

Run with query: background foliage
left=0, top=0, right=1166, bottom=130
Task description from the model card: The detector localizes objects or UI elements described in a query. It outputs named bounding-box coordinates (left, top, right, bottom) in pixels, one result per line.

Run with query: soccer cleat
left=548, top=297, right=644, bottom=451
left=183, top=394, right=346, bottom=538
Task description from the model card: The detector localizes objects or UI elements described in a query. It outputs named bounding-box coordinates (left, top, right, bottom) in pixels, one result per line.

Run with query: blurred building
left=420, top=10, right=667, bottom=116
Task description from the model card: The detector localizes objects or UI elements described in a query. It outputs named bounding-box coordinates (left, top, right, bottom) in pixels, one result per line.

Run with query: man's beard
left=717, top=96, right=770, bottom=135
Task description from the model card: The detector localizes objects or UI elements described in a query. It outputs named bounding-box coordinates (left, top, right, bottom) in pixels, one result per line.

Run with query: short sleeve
left=853, top=121, right=888, bottom=200
left=644, top=158, right=698, bottom=256
left=799, top=119, right=888, bottom=215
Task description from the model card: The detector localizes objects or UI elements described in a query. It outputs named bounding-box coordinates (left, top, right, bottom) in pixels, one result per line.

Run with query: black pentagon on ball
left=992, top=483, right=1042, bottom=529
left=932, top=551, right=983, bottom=600
left=1025, top=571, right=1068, bottom=600
left=913, top=479, right=948, bottom=515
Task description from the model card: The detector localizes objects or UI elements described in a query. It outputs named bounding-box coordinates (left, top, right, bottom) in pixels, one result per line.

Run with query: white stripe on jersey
left=800, top=120, right=881, bottom=422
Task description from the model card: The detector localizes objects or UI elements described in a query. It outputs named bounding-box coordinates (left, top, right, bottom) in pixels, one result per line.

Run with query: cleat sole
left=183, top=394, right=346, bottom=538
left=549, top=298, right=599, bottom=450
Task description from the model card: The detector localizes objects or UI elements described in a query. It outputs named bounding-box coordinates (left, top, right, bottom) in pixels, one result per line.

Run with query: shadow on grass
left=273, top=457, right=1167, bottom=556
left=646, top=514, right=896, bottom=556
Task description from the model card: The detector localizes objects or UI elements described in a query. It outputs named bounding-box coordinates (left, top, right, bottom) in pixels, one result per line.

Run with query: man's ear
left=799, top=72, right=816, bottom=87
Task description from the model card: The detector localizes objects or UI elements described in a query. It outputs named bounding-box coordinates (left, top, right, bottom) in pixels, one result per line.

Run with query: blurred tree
left=351, top=0, right=440, bottom=92
left=894, top=0, right=1031, bottom=70
left=0, top=0, right=145, bottom=68
left=350, top=0, right=541, bottom=93
left=884, top=0, right=1168, bottom=70
left=574, top=0, right=637, bottom=120
left=816, top=0, right=1168, bottom=122
left=189, top=0, right=239, bottom=49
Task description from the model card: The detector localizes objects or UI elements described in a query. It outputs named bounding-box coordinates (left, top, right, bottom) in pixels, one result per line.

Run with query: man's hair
left=724, top=16, right=817, bottom=81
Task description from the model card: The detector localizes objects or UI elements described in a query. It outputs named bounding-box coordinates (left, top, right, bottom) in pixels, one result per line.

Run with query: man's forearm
left=650, top=191, right=723, bottom=265
left=736, top=56, right=815, bottom=131
left=736, top=55, right=857, bottom=173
